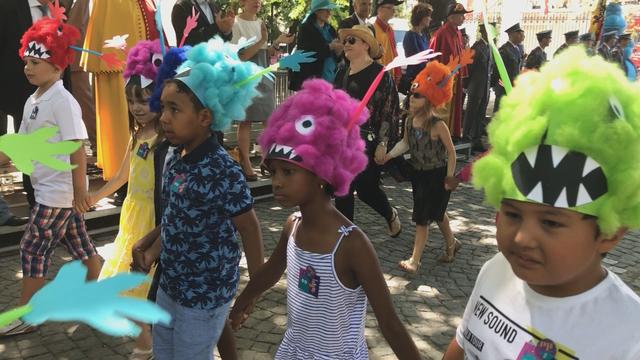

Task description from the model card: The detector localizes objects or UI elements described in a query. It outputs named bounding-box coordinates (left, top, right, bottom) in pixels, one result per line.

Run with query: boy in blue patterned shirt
left=137, top=39, right=265, bottom=359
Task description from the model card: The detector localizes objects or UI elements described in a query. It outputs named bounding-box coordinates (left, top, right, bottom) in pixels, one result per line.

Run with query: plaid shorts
left=20, top=203, right=98, bottom=278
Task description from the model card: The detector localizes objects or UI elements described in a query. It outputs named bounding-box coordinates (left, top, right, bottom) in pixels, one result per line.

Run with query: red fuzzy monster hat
left=19, top=0, right=80, bottom=70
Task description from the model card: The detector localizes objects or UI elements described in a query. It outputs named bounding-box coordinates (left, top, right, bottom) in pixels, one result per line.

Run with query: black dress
left=406, top=116, right=450, bottom=225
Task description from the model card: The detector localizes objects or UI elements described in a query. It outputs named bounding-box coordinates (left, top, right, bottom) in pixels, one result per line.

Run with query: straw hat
left=338, top=25, right=383, bottom=60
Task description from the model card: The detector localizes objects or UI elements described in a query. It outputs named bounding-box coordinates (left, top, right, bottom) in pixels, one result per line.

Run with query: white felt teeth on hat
left=551, top=146, right=568, bottom=168
left=269, top=143, right=301, bottom=161
left=24, top=41, right=51, bottom=59
left=513, top=143, right=608, bottom=209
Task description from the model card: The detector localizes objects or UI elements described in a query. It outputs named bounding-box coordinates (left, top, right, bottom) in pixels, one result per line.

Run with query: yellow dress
left=99, top=136, right=157, bottom=298
left=81, top=0, right=157, bottom=180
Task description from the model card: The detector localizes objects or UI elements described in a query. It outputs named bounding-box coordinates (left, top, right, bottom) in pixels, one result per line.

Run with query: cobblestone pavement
left=1, top=180, right=639, bottom=360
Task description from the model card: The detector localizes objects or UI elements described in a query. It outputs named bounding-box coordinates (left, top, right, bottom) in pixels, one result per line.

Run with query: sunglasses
left=343, top=36, right=360, bottom=45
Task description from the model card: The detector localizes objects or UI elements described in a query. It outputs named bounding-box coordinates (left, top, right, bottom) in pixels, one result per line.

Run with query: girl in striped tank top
left=230, top=79, right=421, bottom=359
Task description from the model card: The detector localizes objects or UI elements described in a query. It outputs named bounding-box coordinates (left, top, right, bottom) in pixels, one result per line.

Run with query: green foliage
left=258, top=0, right=351, bottom=41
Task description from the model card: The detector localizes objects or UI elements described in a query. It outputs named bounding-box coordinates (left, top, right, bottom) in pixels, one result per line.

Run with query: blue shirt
left=403, top=30, right=429, bottom=81
left=160, top=136, right=254, bottom=309
left=315, top=22, right=337, bottom=82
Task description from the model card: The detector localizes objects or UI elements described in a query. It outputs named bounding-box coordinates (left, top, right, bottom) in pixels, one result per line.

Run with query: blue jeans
left=153, top=288, right=230, bottom=360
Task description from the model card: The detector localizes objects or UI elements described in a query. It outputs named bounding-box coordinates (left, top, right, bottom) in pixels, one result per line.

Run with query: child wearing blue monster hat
left=134, top=38, right=266, bottom=360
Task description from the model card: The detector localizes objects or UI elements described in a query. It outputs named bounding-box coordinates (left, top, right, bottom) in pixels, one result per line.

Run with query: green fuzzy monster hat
left=473, top=47, right=640, bottom=235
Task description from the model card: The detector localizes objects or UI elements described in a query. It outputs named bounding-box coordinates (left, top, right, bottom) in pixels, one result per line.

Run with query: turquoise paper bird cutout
left=5, top=261, right=171, bottom=337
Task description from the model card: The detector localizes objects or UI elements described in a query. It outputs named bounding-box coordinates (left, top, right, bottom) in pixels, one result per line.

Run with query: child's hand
left=131, top=248, right=147, bottom=273
left=87, top=192, right=98, bottom=207
left=229, top=298, right=256, bottom=330
left=73, top=190, right=92, bottom=214
left=374, top=144, right=387, bottom=165
left=131, top=248, right=156, bottom=274
left=444, top=176, right=460, bottom=191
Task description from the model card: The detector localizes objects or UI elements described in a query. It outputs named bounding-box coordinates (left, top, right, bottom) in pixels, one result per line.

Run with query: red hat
left=19, top=2, right=80, bottom=70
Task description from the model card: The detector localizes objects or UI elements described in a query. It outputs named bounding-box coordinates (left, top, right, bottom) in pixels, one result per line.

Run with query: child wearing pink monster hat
left=229, top=79, right=421, bottom=359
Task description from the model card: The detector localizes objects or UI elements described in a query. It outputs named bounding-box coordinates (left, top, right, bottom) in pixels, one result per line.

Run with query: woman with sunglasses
left=334, top=25, right=402, bottom=238
left=382, top=61, right=461, bottom=274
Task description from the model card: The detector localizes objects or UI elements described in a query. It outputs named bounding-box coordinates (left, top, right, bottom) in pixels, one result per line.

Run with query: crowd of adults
left=0, top=0, right=636, bottom=230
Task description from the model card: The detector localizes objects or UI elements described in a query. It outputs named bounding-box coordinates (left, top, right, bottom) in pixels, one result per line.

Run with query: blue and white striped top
left=275, top=213, right=369, bottom=359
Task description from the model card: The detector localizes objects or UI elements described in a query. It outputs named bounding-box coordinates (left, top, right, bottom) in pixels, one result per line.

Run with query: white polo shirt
left=19, top=80, right=88, bottom=208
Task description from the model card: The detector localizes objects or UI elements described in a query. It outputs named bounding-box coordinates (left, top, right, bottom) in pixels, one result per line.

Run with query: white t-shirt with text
left=456, top=253, right=640, bottom=360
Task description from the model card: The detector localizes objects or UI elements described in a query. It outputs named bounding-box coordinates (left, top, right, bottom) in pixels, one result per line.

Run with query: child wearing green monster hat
left=443, top=48, right=640, bottom=360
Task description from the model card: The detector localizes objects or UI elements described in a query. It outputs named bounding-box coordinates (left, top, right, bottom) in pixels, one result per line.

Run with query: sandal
left=399, top=258, right=421, bottom=274
left=260, top=163, right=271, bottom=178
left=439, top=239, right=462, bottom=263
left=129, top=347, right=154, bottom=360
left=387, top=207, right=402, bottom=238
left=0, top=319, right=39, bottom=338
left=243, top=172, right=258, bottom=182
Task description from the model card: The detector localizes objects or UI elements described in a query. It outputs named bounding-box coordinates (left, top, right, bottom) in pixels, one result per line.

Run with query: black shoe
left=111, top=193, right=126, bottom=207
left=1, top=216, right=29, bottom=227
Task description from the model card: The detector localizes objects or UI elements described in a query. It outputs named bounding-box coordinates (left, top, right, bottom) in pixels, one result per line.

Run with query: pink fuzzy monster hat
left=259, top=79, right=369, bottom=196
left=124, top=40, right=163, bottom=89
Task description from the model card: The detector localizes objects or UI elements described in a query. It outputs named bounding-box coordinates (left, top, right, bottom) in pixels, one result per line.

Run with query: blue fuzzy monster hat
left=173, top=37, right=262, bottom=131
left=150, top=46, right=192, bottom=113
left=602, top=2, right=626, bottom=36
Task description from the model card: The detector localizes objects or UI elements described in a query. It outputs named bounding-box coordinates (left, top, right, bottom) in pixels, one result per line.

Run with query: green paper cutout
left=0, top=305, right=33, bottom=328
left=481, top=2, right=513, bottom=94
left=0, top=127, right=81, bottom=175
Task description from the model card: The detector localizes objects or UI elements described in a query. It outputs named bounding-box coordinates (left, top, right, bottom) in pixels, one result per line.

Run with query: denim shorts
left=152, top=288, right=230, bottom=360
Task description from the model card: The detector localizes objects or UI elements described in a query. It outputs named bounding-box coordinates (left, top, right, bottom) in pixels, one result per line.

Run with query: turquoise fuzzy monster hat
left=473, top=48, right=640, bottom=235
left=174, top=37, right=262, bottom=131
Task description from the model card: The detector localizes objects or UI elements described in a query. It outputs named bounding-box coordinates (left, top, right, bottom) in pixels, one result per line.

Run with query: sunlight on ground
left=96, top=242, right=116, bottom=260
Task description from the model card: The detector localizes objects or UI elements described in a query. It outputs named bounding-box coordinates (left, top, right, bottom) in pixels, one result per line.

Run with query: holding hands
left=229, top=295, right=257, bottom=330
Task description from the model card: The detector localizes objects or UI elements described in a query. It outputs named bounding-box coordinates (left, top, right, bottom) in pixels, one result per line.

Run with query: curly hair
left=410, top=3, right=433, bottom=28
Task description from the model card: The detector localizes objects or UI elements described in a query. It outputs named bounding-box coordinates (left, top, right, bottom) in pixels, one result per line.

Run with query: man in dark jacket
left=172, top=0, right=235, bottom=45
left=525, top=29, right=551, bottom=70
left=554, top=30, right=578, bottom=57
left=0, top=0, right=38, bottom=135
left=611, top=32, right=631, bottom=71
left=339, top=0, right=374, bottom=33
left=463, top=23, right=492, bottom=151
left=597, top=30, right=618, bottom=61
left=579, top=32, right=595, bottom=56
left=493, top=22, right=525, bottom=112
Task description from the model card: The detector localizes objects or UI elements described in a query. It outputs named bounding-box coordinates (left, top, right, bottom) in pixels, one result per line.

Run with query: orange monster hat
left=411, top=48, right=474, bottom=108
